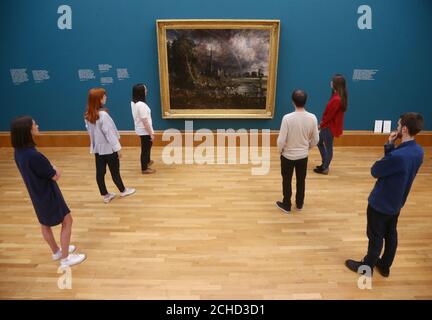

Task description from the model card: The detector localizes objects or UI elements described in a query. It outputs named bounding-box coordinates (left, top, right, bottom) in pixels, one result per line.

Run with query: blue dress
left=14, top=147, right=70, bottom=226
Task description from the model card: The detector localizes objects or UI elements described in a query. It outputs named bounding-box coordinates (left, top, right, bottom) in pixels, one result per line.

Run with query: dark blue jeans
left=317, top=127, right=334, bottom=170
left=363, top=205, right=399, bottom=269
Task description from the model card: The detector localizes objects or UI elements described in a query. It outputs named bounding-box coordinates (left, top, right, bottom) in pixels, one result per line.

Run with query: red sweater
left=320, top=93, right=344, bottom=137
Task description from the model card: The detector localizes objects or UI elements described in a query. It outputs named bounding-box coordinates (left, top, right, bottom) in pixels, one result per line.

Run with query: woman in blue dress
left=11, top=116, right=86, bottom=268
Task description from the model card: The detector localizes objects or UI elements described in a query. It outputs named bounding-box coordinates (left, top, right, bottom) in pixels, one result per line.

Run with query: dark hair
left=400, top=112, right=423, bottom=136
left=292, top=89, right=307, bottom=107
left=10, top=116, right=36, bottom=148
left=332, top=74, right=348, bottom=112
left=132, top=84, right=147, bottom=103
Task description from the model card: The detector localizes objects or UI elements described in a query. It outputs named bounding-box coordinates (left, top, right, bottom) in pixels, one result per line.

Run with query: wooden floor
left=0, top=146, right=431, bottom=299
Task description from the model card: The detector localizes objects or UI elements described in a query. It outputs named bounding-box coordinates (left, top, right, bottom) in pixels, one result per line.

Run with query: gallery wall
left=1, top=0, right=431, bottom=131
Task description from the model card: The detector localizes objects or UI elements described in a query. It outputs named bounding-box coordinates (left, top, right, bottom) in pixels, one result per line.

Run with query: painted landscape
left=166, top=29, right=270, bottom=109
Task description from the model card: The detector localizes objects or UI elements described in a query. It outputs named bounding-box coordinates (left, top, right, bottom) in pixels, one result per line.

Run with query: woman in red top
left=314, top=74, right=348, bottom=174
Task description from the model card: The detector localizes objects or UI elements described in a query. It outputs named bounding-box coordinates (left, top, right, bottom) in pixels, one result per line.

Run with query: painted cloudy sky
left=167, top=29, right=271, bottom=75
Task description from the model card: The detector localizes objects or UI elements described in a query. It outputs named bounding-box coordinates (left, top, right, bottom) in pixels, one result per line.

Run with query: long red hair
left=84, top=88, right=107, bottom=124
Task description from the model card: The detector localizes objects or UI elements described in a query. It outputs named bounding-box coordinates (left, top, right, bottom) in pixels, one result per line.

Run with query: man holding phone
left=345, top=113, right=424, bottom=277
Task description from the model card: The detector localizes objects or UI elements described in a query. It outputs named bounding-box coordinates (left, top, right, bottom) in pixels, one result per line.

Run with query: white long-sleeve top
left=277, top=110, right=319, bottom=160
left=85, top=110, right=121, bottom=155
left=131, top=101, right=154, bottom=136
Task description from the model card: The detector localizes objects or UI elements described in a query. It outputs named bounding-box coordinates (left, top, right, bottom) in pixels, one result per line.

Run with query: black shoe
left=345, top=259, right=373, bottom=276
left=276, top=201, right=291, bottom=214
left=313, top=167, right=329, bottom=175
left=295, top=204, right=303, bottom=211
left=375, top=259, right=390, bottom=277
left=315, top=165, right=323, bottom=170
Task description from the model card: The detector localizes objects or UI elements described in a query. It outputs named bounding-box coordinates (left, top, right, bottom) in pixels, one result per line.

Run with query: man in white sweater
left=276, top=89, right=319, bottom=213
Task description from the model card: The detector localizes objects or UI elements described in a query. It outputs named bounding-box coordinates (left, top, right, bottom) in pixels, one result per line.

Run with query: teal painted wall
left=1, top=0, right=431, bottom=131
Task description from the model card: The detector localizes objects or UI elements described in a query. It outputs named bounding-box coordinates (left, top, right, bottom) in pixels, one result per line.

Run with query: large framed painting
left=156, top=20, right=280, bottom=119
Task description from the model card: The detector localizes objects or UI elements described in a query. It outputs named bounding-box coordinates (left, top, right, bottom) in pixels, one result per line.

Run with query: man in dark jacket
left=345, top=112, right=424, bottom=277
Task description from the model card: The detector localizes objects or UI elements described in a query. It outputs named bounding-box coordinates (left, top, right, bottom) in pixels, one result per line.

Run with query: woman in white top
left=131, top=84, right=155, bottom=174
left=84, top=88, right=135, bottom=203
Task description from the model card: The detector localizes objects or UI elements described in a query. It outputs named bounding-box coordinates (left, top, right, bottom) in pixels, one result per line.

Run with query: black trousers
left=95, top=152, right=125, bottom=195
left=363, top=205, right=399, bottom=269
left=280, top=155, right=308, bottom=208
left=140, top=135, right=152, bottom=171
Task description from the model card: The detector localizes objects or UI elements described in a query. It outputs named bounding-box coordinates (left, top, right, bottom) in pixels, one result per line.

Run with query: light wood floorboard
left=0, top=146, right=431, bottom=299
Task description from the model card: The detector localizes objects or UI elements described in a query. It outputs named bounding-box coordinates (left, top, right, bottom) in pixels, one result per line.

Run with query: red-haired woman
left=314, top=74, right=348, bottom=175
left=84, top=88, right=135, bottom=203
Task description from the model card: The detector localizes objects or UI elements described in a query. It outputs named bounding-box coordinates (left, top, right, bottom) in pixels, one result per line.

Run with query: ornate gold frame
left=156, top=19, right=280, bottom=119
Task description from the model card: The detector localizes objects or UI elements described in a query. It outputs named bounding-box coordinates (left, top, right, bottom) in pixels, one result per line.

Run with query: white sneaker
left=60, top=253, right=86, bottom=268
left=120, top=188, right=136, bottom=198
left=103, top=192, right=116, bottom=204
left=52, top=245, right=76, bottom=261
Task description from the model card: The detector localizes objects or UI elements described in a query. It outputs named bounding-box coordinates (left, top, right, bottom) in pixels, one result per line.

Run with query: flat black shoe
left=345, top=259, right=373, bottom=276
left=276, top=201, right=291, bottom=214
left=375, top=259, right=390, bottom=277
left=313, top=167, right=329, bottom=175
left=345, top=259, right=362, bottom=273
